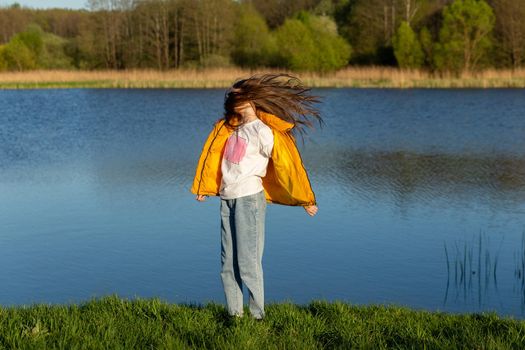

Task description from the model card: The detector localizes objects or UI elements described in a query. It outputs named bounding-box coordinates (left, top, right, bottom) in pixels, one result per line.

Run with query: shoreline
left=0, top=294, right=523, bottom=348
left=1, top=67, right=525, bottom=89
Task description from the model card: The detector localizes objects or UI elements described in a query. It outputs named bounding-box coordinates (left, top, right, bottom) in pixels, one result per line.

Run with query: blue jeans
left=220, top=190, right=266, bottom=319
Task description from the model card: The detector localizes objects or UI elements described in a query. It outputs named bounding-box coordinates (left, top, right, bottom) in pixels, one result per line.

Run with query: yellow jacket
left=190, top=111, right=316, bottom=206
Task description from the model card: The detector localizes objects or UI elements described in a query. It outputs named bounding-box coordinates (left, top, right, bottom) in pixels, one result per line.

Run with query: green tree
left=2, top=36, right=37, bottom=70
left=274, top=17, right=314, bottom=70
left=274, top=11, right=351, bottom=71
left=419, top=26, right=434, bottom=68
left=434, top=0, right=495, bottom=72
left=0, top=45, right=8, bottom=70
left=0, top=23, right=44, bottom=71
left=231, top=3, right=277, bottom=68
left=393, top=21, right=424, bottom=68
left=16, top=23, right=44, bottom=56
left=39, top=32, right=74, bottom=69
left=307, top=13, right=352, bottom=71
left=0, top=22, right=75, bottom=70
left=334, top=0, right=388, bottom=64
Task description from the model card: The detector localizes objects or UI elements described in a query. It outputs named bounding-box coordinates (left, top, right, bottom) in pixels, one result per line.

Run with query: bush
left=0, top=22, right=74, bottom=70
left=39, top=32, right=74, bottom=69
left=274, top=11, right=351, bottom=72
left=0, top=23, right=43, bottom=70
left=2, top=37, right=38, bottom=70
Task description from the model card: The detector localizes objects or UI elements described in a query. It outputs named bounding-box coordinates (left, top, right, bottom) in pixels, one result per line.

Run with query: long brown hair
left=223, top=73, right=323, bottom=137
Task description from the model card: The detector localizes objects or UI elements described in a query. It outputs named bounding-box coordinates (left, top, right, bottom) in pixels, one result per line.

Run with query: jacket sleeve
left=262, top=131, right=317, bottom=206
left=190, top=120, right=225, bottom=196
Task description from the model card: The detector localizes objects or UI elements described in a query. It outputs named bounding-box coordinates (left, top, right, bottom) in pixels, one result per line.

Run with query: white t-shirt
left=219, top=118, right=274, bottom=199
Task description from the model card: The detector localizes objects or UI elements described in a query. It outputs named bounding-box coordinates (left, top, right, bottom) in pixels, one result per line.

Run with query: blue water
left=1, top=88, right=524, bottom=319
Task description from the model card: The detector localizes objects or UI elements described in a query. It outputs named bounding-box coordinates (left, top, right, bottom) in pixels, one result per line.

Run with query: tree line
left=0, top=0, right=523, bottom=72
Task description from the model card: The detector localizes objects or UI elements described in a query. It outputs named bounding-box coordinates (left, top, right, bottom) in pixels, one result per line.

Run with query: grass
left=0, top=294, right=524, bottom=349
left=1, top=67, right=525, bottom=89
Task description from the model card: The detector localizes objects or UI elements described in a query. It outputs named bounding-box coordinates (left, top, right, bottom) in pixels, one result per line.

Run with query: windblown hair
left=223, top=73, right=323, bottom=137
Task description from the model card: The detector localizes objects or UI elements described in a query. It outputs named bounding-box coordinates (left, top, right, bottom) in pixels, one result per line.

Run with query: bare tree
left=136, top=0, right=171, bottom=69
left=0, top=6, right=32, bottom=44
left=185, top=0, right=235, bottom=66
left=86, top=0, right=128, bottom=68
left=490, top=0, right=525, bottom=68
left=400, top=0, right=420, bottom=25
left=249, top=0, right=322, bottom=29
left=171, top=0, right=186, bottom=68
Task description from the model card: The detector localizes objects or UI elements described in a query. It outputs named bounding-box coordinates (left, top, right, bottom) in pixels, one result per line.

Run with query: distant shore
left=0, top=294, right=522, bottom=348
left=1, top=67, right=525, bottom=89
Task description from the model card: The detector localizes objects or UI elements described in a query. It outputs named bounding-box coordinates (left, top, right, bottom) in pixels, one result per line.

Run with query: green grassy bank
left=0, top=294, right=523, bottom=349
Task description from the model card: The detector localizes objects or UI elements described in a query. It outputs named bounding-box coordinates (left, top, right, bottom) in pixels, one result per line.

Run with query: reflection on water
left=0, top=88, right=524, bottom=319
left=308, top=150, right=525, bottom=208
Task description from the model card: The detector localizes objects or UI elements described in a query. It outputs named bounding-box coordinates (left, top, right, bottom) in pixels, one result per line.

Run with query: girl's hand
left=196, top=195, right=207, bottom=202
left=304, top=205, right=318, bottom=216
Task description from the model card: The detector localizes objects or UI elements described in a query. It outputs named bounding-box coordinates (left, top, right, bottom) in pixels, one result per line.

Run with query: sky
left=0, top=1, right=86, bottom=9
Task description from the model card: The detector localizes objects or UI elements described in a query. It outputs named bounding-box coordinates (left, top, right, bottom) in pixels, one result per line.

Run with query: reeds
left=514, top=230, right=525, bottom=306
left=443, top=230, right=505, bottom=307
left=1, top=66, right=525, bottom=88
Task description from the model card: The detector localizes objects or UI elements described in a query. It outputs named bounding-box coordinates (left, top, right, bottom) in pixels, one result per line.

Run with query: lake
left=1, top=88, right=524, bottom=319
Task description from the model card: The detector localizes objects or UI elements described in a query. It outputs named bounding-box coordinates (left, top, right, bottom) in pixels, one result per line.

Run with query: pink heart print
left=224, top=134, right=247, bottom=164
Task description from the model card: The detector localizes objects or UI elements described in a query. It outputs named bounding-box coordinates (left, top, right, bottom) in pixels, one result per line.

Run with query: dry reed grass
left=1, top=66, right=525, bottom=88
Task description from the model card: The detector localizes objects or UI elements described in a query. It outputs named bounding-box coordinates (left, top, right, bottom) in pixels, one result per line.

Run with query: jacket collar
left=258, top=111, right=294, bottom=132
left=221, top=111, right=294, bottom=132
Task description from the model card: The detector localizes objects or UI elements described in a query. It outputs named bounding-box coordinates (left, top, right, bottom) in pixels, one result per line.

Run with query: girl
left=191, top=73, right=322, bottom=321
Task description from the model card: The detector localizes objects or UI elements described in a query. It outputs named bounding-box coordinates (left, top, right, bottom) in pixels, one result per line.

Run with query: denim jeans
left=220, top=190, right=266, bottom=319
